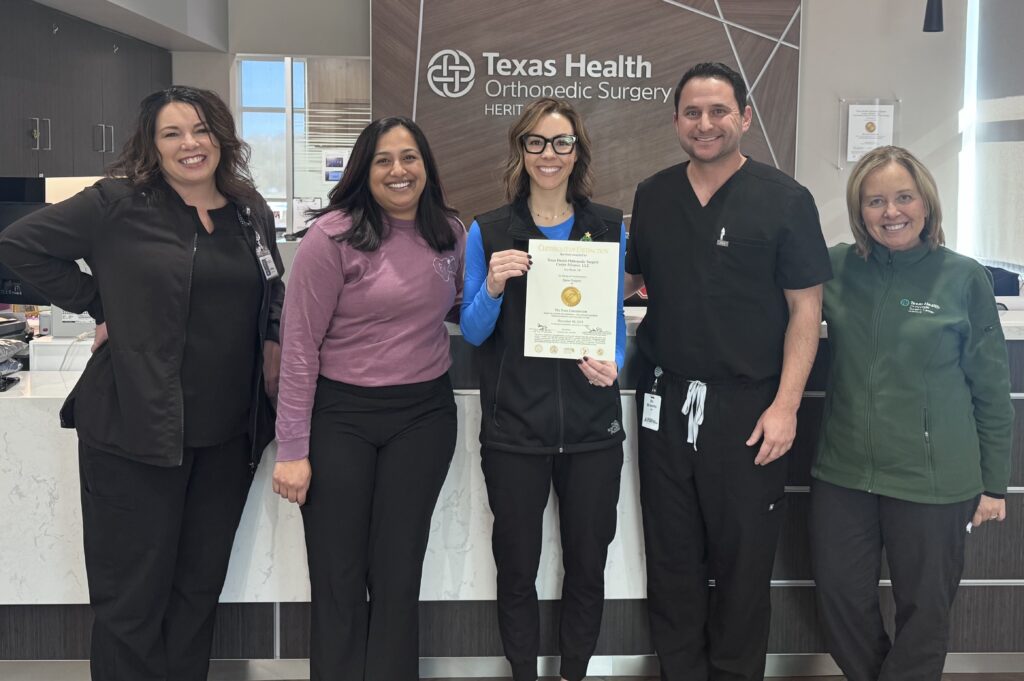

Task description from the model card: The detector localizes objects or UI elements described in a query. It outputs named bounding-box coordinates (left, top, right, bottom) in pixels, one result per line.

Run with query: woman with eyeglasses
left=460, top=97, right=627, bottom=681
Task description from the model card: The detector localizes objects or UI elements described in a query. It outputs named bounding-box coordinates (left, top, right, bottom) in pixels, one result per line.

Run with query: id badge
left=257, top=247, right=280, bottom=280
left=642, top=393, right=662, bottom=431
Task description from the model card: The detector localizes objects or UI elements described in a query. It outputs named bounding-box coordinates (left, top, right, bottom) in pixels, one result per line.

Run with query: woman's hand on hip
left=273, top=458, right=311, bottom=506
left=577, top=356, right=617, bottom=387
left=972, top=495, right=1006, bottom=527
left=91, top=322, right=108, bottom=353
left=486, top=249, right=530, bottom=298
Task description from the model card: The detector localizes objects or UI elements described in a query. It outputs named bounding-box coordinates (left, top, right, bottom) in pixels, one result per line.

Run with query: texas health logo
left=427, top=49, right=476, bottom=98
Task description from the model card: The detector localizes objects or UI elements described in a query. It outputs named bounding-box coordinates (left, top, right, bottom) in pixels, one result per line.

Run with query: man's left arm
left=747, top=284, right=822, bottom=465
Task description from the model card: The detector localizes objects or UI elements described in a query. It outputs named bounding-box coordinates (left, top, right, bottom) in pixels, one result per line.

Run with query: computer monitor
left=0, top=202, right=50, bottom=305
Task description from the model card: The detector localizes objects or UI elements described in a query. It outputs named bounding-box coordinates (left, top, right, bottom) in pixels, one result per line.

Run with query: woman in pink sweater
left=271, top=117, right=465, bottom=681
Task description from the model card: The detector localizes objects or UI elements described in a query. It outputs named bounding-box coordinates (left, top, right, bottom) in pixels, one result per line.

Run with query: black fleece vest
left=474, top=198, right=626, bottom=454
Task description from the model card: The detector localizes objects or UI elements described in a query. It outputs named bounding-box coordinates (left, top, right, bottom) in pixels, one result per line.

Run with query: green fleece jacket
left=814, top=243, right=1013, bottom=504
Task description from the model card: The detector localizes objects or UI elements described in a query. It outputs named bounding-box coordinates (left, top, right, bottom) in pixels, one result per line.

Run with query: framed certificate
left=524, top=238, right=618, bottom=360
left=838, top=98, right=901, bottom=168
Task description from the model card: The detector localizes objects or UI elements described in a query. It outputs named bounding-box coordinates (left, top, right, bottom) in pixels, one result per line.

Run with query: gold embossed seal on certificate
left=523, top=238, right=618, bottom=360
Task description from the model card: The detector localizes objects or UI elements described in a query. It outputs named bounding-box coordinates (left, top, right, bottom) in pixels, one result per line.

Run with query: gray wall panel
left=0, top=604, right=273, bottom=660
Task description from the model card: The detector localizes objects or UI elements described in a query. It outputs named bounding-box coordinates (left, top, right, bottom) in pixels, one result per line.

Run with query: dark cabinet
left=64, top=15, right=107, bottom=177
left=67, top=22, right=160, bottom=174
left=0, top=0, right=69, bottom=177
left=0, top=0, right=172, bottom=178
left=103, top=35, right=157, bottom=162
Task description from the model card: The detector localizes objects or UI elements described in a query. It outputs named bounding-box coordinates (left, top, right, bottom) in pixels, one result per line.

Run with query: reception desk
left=2, top=308, right=1023, bottom=677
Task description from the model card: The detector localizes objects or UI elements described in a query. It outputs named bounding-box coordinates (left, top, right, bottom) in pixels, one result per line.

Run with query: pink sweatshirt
left=275, top=210, right=465, bottom=461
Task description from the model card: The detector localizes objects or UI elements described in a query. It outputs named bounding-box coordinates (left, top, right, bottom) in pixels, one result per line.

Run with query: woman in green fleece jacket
left=810, top=146, right=1013, bottom=681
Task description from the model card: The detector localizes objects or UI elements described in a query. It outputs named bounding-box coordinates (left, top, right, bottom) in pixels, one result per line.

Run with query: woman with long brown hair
left=271, top=116, right=464, bottom=681
left=0, top=86, right=284, bottom=681
left=460, top=98, right=627, bottom=681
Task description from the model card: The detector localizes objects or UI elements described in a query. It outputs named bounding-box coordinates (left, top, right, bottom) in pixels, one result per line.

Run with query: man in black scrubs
left=625, top=62, right=831, bottom=680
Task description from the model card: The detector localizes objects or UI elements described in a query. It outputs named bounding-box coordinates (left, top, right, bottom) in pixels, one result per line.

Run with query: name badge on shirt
left=257, top=247, right=280, bottom=281
left=642, top=393, right=662, bottom=431
left=238, top=205, right=280, bottom=281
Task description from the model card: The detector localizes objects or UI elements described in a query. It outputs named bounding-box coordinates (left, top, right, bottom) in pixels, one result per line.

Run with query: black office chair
left=986, top=266, right=1021, bottom=296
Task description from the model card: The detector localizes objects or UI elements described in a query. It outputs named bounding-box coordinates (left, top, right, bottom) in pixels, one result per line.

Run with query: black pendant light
left=924, top=0, right=944, bottom=32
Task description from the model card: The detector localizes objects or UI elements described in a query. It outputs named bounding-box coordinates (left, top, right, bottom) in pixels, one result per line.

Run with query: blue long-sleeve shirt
left=460, top=215, right=627, bottom=369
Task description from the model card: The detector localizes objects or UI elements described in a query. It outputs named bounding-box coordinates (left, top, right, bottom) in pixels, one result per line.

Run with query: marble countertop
left=0, top=370, right=81, bottom=398
left=436, top=305, right=1024, bottom=340
left=998, top=309, right=1024, bottom=340
left=15, top=304, right=1024, bottom=377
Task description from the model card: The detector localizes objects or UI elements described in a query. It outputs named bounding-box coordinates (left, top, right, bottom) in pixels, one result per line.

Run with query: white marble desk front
left=4, top=306, right=1022, bottom=604
left=0, top=378, right=646, bottom=604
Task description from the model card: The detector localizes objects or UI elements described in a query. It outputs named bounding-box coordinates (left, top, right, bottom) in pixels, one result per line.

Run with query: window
left=959, top=0, right=1024, bottom=275
left=237, top=56, right=371, bottom=235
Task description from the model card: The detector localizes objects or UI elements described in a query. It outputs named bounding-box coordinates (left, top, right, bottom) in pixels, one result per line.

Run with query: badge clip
left=651, top=366, right=663, bottom=395
left=238, top=205, right=280, bottom=281
left=642, top=366, right=664, bottom=431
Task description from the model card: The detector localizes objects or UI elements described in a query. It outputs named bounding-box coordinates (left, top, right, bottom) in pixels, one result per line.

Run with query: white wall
left=227, top=0, right=369, bottom=56
left=171, top=52, right=234, bottom=101
left=172, top=0, right=369, bottom=106
left=171, top=0, right=969, bottom=248
left=183, top=0, right=229, bottom=51
left=795, top=0, right=967, bottom=247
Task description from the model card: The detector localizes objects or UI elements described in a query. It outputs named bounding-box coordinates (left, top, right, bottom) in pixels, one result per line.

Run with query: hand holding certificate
left=524, top=238, right=618, bottom=360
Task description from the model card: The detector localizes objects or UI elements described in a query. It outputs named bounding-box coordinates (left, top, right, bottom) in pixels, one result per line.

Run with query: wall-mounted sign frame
left=373, top=0, right=805, bottom=220
left=321, top=148, right=351, bottom=185
left=838, top=98, right=901, bottom=169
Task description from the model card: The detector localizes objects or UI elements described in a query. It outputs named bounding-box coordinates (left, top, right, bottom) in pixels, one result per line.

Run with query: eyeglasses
left=521, top=134, right=578, bottom=155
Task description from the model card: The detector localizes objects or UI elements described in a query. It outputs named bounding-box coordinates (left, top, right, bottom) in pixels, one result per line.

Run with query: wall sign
left=373, top=0, right=803, bottom=221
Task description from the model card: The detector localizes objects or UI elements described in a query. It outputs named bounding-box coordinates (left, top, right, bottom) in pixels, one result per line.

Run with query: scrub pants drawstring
left=682, top=380, right=706, bottom=451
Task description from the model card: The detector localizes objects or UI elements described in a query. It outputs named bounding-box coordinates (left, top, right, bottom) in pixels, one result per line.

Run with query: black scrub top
left=181, top=204, right=263, bottom=447
left=626, top=158, right=832, bottom=383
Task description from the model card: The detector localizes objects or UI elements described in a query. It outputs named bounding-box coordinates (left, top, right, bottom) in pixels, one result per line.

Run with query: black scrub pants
left=300, top=374, right=457, bottom=681
left=636, top=373, right=787, bottom=681
left=810, top=479, right=977, bottom=681
left=78, top=432, right=253, bottom=681
left=481, top=444, right=624, bottom=681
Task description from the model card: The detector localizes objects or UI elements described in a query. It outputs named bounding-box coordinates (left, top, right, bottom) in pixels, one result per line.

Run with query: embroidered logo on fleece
left=433, top=255, right=458, bottom=282
left=900, top=298, right=941, bottom=315
left=608, top=420, right=621, bottom=435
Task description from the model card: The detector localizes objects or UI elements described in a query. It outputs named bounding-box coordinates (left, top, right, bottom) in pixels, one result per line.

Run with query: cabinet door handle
left=31, top=118, right=40, bottom=150
left=42, top=119, right=52, bottom=151
left=108, top=125, right=115, bottom=154
left=95, top=124, right=105, bottom=152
